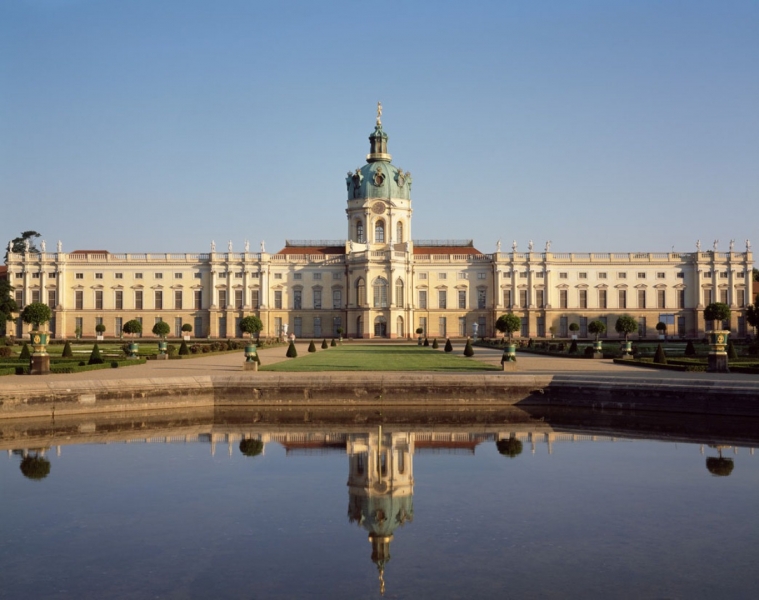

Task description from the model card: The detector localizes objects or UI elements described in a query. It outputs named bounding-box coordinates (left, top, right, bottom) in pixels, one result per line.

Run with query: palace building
left=4, top=110, right=754, bottom=340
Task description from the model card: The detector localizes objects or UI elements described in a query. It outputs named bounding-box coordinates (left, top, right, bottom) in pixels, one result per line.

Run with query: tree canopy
left=123, top=319, right=142, bottom=336
left=240, top=315, right=263, bottom=337
left=588, top=320, right=606, bottom=340
left=746, top=295, right=759, bottom=333
left=5, top=231, right=41, bottom=261
left=615, top=315, right=638, bottom=340
left=0, top=280, right=18, bottom=335
left=704, top=302, right=731, bottom=324
left=496, top=437, right=523, bottom=458
left=152, top=321, right=171, bottom=338
left=20, top=302, right=52, bottom=328
left=495, top=313, right=521, bottom=339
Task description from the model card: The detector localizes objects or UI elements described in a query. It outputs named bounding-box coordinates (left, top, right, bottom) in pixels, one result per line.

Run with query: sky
left=1, top=0, right=758, bottom=255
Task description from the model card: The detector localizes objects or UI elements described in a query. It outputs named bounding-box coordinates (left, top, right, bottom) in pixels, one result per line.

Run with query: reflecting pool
left=1, top=407, right=758, bottom=599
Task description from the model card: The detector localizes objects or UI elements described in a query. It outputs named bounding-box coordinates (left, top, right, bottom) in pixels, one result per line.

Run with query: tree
left=588, top=320, right=606, bottom=341
left=19, top=453, right=51, bottom=480
left=656, top=321, right=667, bottom=336
left=704, top=302, right=731, bottom=328
left=179, top=340, right=190, bottom=355
left=496, top=436, right=523, bottom=458
left=0, top=280, right=17, bottom=336
left=308, top=340, right=316, bottom=352
left=432, top=338, right=439, bottom=349
left=463, top=338, right=474, bottom=357
left=746, top=295, right=759, bottom=335
left=62, top=340, right=73, bottom=358
left=95, top=323, right=106, bottom=335
left=685, top=339, right=697, bottom=356
left=181, top=323, right=193, bottom=333
left=21, top=302, right=52, bottom=329
left=19, top=342, right=31, bottom=359
left=88, top=343, right=104, bottom=365
left=5, top=231, right=41, bottom=261
left=569, top=322, right=579, bottom=335
left=330, top=338, right=336, bottom=347
left=423, top=337, right=429, bottom=347
left=615, top=315, right=638, bottom=341
left=239, top=439, right=264, bottom=457
left=654, top=343, right=667, bottom=365
left=152, top=321, right=171, bottom=338
left=568, top=340, right=578, bottom=354
left=495, top=313, right=521, bottom=341
left=444, top=338, right=453, bottom=353
left=123, top=319, right=142, bottom=337
left=753, top=267, right=759, bottom=282
left=727, top=340, right=738, bottom=359
left=321, top=338, right=328, bottom=349
left=286, top=340, right=298, bottom=357
left=239, top=315, right=263, bottom=339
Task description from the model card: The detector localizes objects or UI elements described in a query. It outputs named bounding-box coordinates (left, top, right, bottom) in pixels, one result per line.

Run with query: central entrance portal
left=374, top=316, right=387, bottom=337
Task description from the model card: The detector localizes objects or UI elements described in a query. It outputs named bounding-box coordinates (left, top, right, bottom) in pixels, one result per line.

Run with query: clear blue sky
left=2, top=0, right=757, bottom=254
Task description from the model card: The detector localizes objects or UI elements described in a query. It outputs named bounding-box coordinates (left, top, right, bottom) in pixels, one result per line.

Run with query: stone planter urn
left=501, top=343, right=517, bottom=371
left=157, top=340, right=168, bottom=360
left=243, top=343, right=259, bottom=371
left=707, top=330, right=730, bottom=373
left=128, top=342, right=140, bottom=359
left=621, top=340, right=633, bottom=358
left=29, top=329, right=51, bottom=375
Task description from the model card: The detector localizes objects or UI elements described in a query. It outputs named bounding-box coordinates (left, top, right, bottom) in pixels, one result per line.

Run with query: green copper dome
left=346, top=122, right=412, bottom=201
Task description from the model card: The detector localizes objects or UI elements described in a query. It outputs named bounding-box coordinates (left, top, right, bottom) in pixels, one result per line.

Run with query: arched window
left=395, top=278, right=404, bottom=308
left=396, top=221, right=403, bottom=243
left=373, top=277, right=388, bottom=308
left=356, top=277, right=366, bottom=306
left=374, top=220, right=385, bottom=243
left=356, top=220, right=364, bottom=244
left=396, top=315, right=404, bottom=338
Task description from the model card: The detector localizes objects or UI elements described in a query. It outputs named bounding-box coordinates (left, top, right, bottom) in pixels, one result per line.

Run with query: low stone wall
left=1, top=372, right=758, bottom=419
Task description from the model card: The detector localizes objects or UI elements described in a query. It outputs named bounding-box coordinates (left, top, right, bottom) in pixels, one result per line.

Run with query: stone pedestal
left=30, top=354, right=50, bottom=375
left=243, top=361, right=259, bottom=371
left=156, top=354, right=169, bottom=361
left=708, top=353, right=729, bottom=373
left=592, top=352, right=604, bottom=359
left=501, top=361, right=518, bottom=372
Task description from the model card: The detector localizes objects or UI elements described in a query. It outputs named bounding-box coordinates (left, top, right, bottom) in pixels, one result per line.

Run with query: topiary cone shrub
left=62, top=340, right=73, bottom=358
left=685, top=340, right=696, bottom=356
left=88, top=343, right=104, bottom=365
left=423, top=338, right=429, bottom=347
left=463, top=338, right=474, bottom=357
left=308, top=340, right=316, bottom=353
left=286, top=341, right=298, bottom=358
left=178, top=340, right=190, bottom=355
left=321, top=339, right=328, bottom=349
left=568, top=340, right=579, bottom=354
left=19, top=343, right=31, bottom=360
left=330, top=338, right=336, bottom=347
left=432, top=338, right=439, bottom=349
left=654, top=343, right=667, bottom=365
left=727, top=340, right=738, bottom=360
left=444, top=338, right=453, bottom=353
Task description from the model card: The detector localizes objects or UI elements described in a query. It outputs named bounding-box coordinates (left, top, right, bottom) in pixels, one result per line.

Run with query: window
left=519, top=289, right=528, bottom=308
left=478, top=316, right=486, bottom=337
left=536, top=272, right=544, bottom=279
left=15, top=272, right=23, bottom=279
left=115, top=290, right=123, bottom=310
left=438, top=273, right=447, bottom=280
left=678, top=289, right=686, bottom=309
left=250, top=290, right=259, bottom=309
left=294, top=317, right=302, bottom=338
left=438, top=290, right=447, bottom=309
left=333, top=289, right=342, bottom=309
left=598, top=272, right=607, bottom=279
left=503, top=289, right=512, bottom=307
left=154, top=290, right=163, bottom=310
left=218, top=290, right=227, bottom=308
left=47, top=290, right=56, bottom=308
left=637, top=273, right=646, bottom=279
left=274, top=273, right=283, bottom=280
left=579, top=289, right=587, bottom=309
left=75, top=291, right=84, bottom=310
left=75, top=317, right=83, bottom=335
left=375, top=220, right=385, bottom=243
left=356, top=278, right=366, bottom=305
left=618, top=272, right=627, bottom=279
left=235, top=289, right=243, bottom=309
left=536, top=289, right=545, bottom=308
left=579, top=273, right=587, bottom=279
left=477, top=273, right=487, bottom=280
left=657, top=290, right=666, bottom=309
left=174, top=273, right=183, bottom=279
left=95, top=273, right=103, bottom=279
left=135, top=273, right=143, bottom=279
left=313, top=272, right=322, bottom=280
left=76, top=273, right=84, bottom=280
left=418, top=317, right=427, bottom=335
left=598, top=289, right=607, bottom=309
left=135, top=290, right=143, bottom=310
left=676, top=272, right=685, bottom=279
left=194, top=290, right=203, bottom=310
left=638, top=289, right=646, bottom=309
left=294, top=273, right=302, bottom=280
left=333, top=317, right=342, bottom=336
left=737, top=271, right=745, bottom=279
left=115, top=317, right=123, bottom=337
left=519, top=271, right=527, bottom=279
left=418, top=290, right=427, bottom=309
left=235, top=272, right=243, bottom=279
left=619, top=289, right=627, bottom=309
left=703, top=289, right=713, bottom=305
left=174, top=317, right=183, bottom=337
left=418, top=273, right=427, bottom=280
left=373, top=278, right=388, bottom=308
left=194, top=272, right=202, bottom=279
left=459, top=317, right=467, bottom=336
left=32, top=290, right=40, bottom=303
left=395, top=279, right=404, bottom=308
left=313, top=288, right=322, bottom=309
left=458, top=290, right=467, bottom=309
left=174, top=290, right=183, bottom=310
left=478, top=288, right=487, bottom=309
left=457, top=272, right=468, bottom=280
left=32, top=273, right=41, bottom=280
left=439, top=317, right=447, bottom=338
left=274, top=290, right=282, bottom=309
left=396, top=221, right=403, bottom=243
left=720, top=289, right=728, bottom=304
left=720, top=271, right=728, bottom=279
left=704, top=271, right=712, bottom=278
left=657, top=272, right=665, bottom=279
left=313, top=317, right=321, bottom=337
left=737, top=289, right=746, bottom=307
left=559, top=290, right=568, bottom=309
left=559, top=273, right=568, bottom=279
left=293, top=289, right=302, bottom=309
left=638, top=317, right=647, bottom=338
left=333, top=272, right=342, bottom=280
left=155, top=273, right=163, bottom=279
left=356, top=221, right=364, bottom=243
left=115, top=273, right=123, bottom=279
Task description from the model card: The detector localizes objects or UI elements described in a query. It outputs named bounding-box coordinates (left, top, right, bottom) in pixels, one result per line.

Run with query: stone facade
left=4, top=117, right=754, bottom=340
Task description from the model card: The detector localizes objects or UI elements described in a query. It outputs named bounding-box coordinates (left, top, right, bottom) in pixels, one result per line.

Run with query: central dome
left=346, top=123, right=412, bottom=201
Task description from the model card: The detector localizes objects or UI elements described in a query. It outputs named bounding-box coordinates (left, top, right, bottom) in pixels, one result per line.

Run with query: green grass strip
left=260, top=344, right=500, bottom=372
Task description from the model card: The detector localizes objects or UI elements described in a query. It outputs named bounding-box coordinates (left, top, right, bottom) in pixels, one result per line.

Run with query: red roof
left=414, top=246, right=482, bottom=255
left=277, top=246, right=345, bottom=255
left=70, top=250, right=110, bottom=255
left=0, top=266, right=7, bottom=281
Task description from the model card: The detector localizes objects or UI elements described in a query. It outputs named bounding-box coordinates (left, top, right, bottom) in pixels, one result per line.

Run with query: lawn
left=260, top=344, right=501, bottom=372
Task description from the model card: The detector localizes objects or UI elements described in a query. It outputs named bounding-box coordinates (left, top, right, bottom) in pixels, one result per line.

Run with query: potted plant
left=548, top=325, right=556, bottom=339
left=240, top=315, right=263, bottom=368
left=588, top=320, right=606, bottom=356
left=569, top=322, right=579, bottom=340
left=704, top=302, right=731, bottom=372
left=415, top=327, right=424, bottom=345
left=152, top=321, right=171, bottom=357
left=181, top=322, right=192, bottom=341
left=495, top=313, right=521, bottom=364
left=655, top=321, right=667, bottom=340
left=20, top=302, right=52, bottom=374
left=122, top=319, right=142, bottom=358
left=74, top=326, right=82, bottom=340
left=614, top=314, right=638, bottom=357
left=95, top=322, right=106, bottom=341
left=336, top=326, right=344, bottom=342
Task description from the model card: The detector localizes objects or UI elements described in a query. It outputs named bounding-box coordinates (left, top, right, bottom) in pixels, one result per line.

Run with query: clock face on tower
left=371, top=202, right=386, bottom=215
